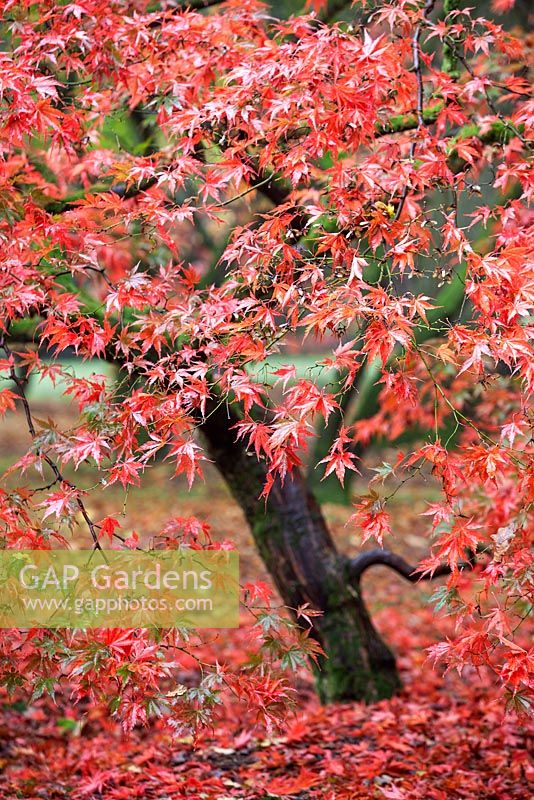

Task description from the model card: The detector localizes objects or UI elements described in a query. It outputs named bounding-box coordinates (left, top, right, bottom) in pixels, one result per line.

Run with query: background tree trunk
left=201, top=404, right=401, bottom=703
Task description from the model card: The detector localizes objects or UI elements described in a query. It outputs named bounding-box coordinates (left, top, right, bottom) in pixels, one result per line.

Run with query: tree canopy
left=0, top=0, right=532, bottom=728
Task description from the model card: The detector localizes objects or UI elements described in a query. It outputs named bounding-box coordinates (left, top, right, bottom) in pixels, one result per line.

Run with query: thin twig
left=0, top=334, right=103, bottom=551
left=443, top=36, right=530, bottom=149
left=394, top=0, right=436, bottom=221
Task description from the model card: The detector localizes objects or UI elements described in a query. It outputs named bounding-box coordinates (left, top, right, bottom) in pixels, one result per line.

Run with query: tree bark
left=200, top=404, right=401, bottom=703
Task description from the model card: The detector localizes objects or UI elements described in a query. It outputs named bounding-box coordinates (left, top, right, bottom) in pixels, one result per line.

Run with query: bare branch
left=347, top=547, right=480, bottom=583
left=173, top=0, right=226, bottom=9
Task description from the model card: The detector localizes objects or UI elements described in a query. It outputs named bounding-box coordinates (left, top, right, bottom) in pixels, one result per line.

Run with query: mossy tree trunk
left=201, top=404, right=401, bottom=703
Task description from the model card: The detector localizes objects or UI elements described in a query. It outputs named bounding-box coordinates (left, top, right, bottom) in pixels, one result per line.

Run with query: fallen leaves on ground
left=0, top=614, right=531, bottom=800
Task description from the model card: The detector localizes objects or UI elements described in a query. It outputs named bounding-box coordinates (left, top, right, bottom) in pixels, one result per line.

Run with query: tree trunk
left=201, top=405, right=401, bottom=703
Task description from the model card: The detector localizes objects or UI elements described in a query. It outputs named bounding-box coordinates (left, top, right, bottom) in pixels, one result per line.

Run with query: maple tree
left=0, top=0, right=532, bottom=735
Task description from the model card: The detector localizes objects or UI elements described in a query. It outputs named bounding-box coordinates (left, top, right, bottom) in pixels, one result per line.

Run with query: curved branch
left=43, top=175, right=159, bottom=214
left=174, top=0, right=226, bottom=9
left=347, top=547, right=479, bottom=583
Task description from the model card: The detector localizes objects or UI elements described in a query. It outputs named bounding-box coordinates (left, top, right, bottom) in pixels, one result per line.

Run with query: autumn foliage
left=0, top=0, right=532, bottom=739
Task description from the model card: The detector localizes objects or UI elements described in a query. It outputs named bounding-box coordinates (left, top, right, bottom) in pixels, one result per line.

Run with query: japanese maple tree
left=0, top=0, right=532, bottom=729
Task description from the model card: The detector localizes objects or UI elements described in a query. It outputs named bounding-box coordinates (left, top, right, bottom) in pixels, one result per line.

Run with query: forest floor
left=0, top=402, right=532, bottom=799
